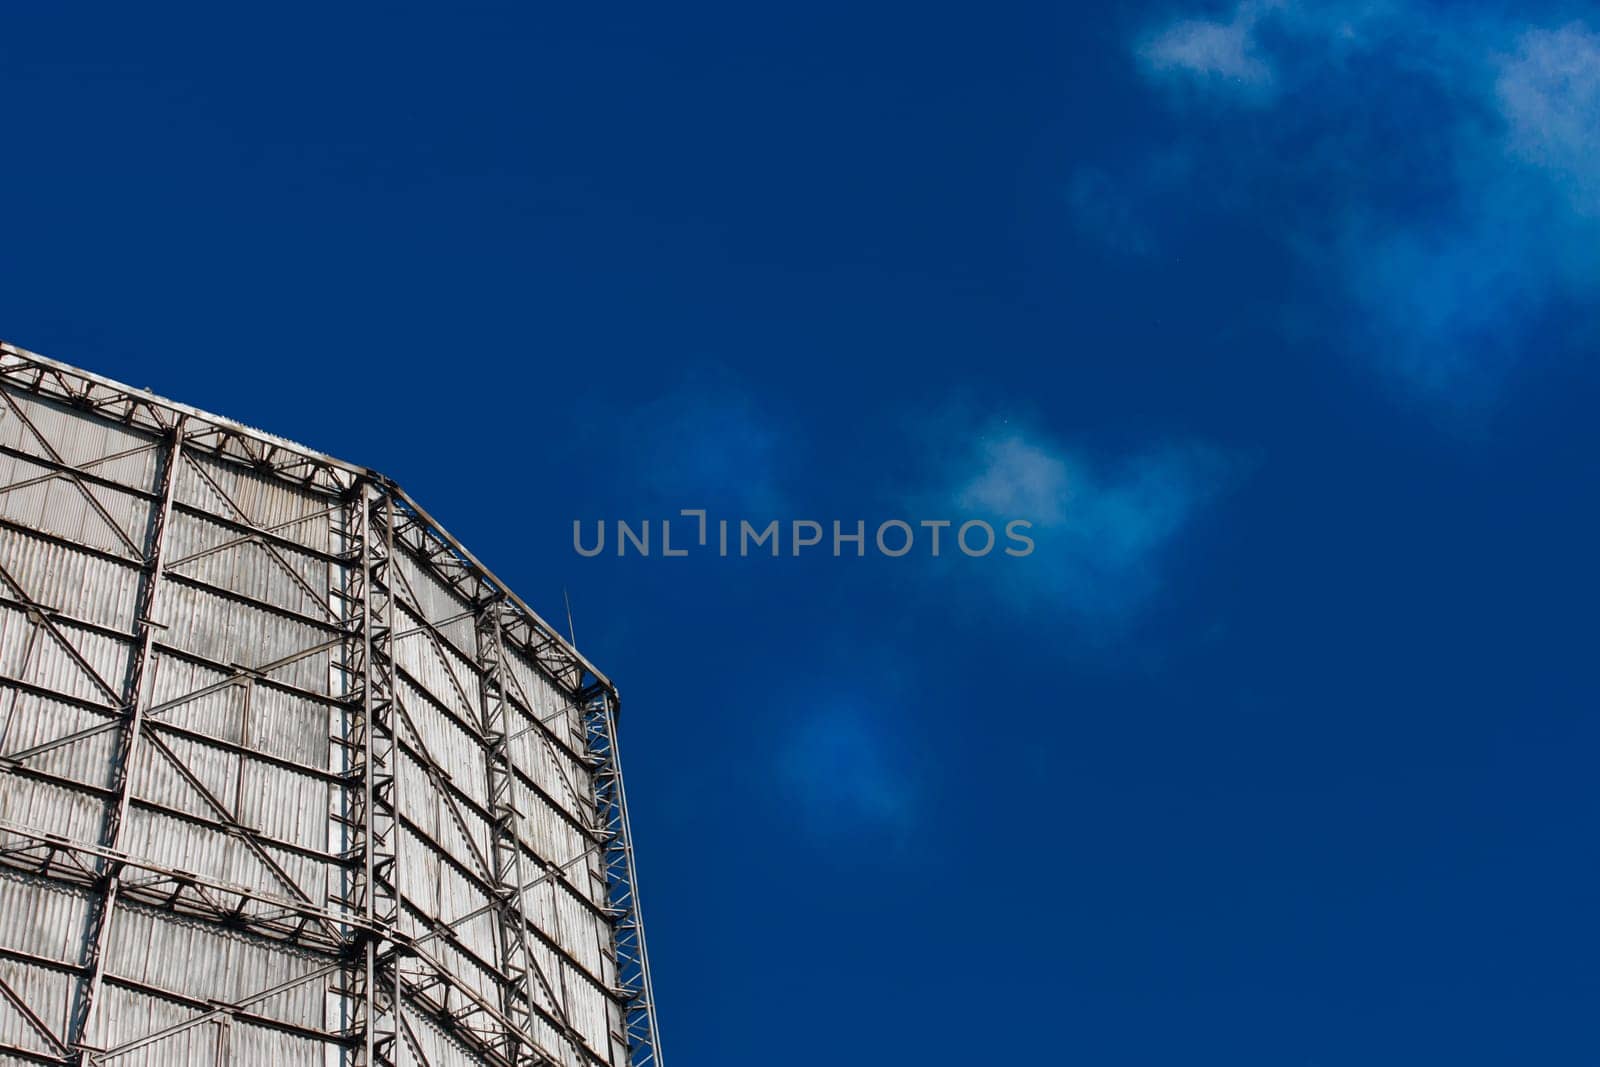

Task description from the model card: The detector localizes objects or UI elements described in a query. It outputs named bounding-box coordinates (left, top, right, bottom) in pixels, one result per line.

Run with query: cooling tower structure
left=0, top=342, right=662, bottom=1067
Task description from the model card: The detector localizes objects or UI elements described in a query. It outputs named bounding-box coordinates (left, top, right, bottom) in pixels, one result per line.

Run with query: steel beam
left=477, top=597, right=558, bottom=1064
left=0, top=972, right=71, bottom=1058
left=67, top=417, right=185, bottom=1062
left=335, top=479, right=402, bottom=1067
left=584, top=692, right=664, bottom=1067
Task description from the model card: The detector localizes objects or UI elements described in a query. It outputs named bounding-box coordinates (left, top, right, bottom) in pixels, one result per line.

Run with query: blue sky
left=4, top=2, right=1599, bottom=1063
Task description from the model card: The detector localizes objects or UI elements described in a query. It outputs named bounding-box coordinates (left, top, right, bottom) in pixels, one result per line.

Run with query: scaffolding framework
left=0, top=342, right=663, bottom=1067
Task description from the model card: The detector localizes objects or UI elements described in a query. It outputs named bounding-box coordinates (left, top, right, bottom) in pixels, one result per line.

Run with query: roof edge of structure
left=0, top=338, right=615, bottom=705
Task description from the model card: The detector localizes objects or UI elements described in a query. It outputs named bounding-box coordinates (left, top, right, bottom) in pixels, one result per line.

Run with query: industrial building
left=0, top=342, right=662, bottom=1066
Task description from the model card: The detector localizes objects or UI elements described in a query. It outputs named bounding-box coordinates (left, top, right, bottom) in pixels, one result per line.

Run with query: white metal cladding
left=0, top=343, right=662, bottom=1067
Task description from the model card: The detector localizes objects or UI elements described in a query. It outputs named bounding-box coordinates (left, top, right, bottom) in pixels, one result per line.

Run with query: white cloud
left=957, top=434, right=1072, bottom=524
left=1121, top=5, right=1600, bottom=405
left=940, top=423, right=1231, bottom=624
left=1496, top=23, right=1600, bottom=215
left=1138, top=1, right=1278, bottom=90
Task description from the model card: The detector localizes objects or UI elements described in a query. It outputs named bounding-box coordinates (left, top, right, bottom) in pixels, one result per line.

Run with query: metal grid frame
left=0, top=341, right=663, bottom=1067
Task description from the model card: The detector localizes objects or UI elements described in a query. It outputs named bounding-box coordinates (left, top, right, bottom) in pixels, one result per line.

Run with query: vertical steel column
left=344, top=479, right=401, bottom=1067
left=69, top=418, right=186, bottom=1062
left=584, top=689, right=664, bottom=1067
left=475, top=597, right=543, bottom=1063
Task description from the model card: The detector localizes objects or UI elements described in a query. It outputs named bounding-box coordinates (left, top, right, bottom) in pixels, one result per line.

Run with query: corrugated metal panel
left=0, top=387, right=162, bottom=491
left=403, top=1005, right=480, bottom=1067
left=90, top=982, right=336, bottom=1066
left=0, top=453, right=153, bottom=558
left=514, top=874, right=622, bottom=1060
left=0, top=869, right=93, bottom=964
left=174, top=452, right=331, bottom=555
left=0, top=603, right=132, bottom=708
left=164, top=511, right=331, bottom=621
left=0, top=690, right=119, bottom=788
left=225, top=1022, right=332, bottom=1067
left=0, top=955, right=78, bottom=1054
left=392, top=551, right=477, bottom=655
left=118, top=807, right=324, bottom=911
left=506, top=643, right=588, bottom=754
left=104, top=906, right=329, bottom=1027
left=92, top=983, right=216, bottom=1067
left=156, top=581, right=330, bottom=693
left=520, top=790, right=595, bottom=903
left=239, top=683, right=334, bottom=769
left=398, top=676, right=489, bottom=810
left=393, top=618, right=479, bottom=725
left=0, top=526, right=142, bottom=631
left=0, top=772, right=106, bottom=847
left=505, top=645, right=597, bottom=830
left=29, top=619, right=130, bottom=707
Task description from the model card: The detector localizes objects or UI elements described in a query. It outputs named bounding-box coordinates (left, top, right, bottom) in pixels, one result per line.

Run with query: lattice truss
left=0, top=344, right=663, bottom=1067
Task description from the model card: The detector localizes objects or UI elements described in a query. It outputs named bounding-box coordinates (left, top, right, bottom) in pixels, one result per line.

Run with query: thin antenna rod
left=563, top=586, right=578, bottom=648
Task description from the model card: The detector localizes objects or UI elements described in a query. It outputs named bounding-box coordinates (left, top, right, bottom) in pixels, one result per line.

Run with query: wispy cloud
left=1118, top=3, right=1600, bottom=405
left=1497, top=22, right=1600, bottom=216
left=609, top=376, right=789, bottom=513
left=932, top=420, right=1232, bottom=625
left=1137, top=0, right=1280, bottom=92
left=956, top=433, right=1073, bottom=524
left=776, top=703, right=918, bottom=841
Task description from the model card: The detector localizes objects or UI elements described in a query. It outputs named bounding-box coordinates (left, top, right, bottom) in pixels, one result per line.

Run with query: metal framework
left=0, top=341, right=663, bottom=1067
